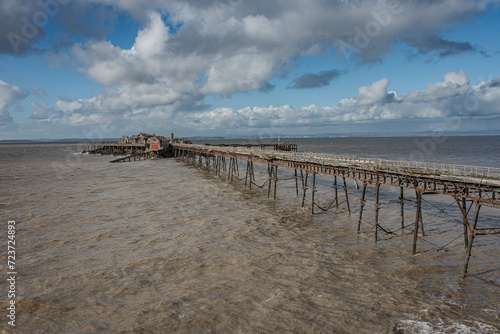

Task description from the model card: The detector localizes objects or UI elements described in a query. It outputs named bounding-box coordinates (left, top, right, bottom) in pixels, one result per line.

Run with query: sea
left=0, top=136, right=499, bottom=334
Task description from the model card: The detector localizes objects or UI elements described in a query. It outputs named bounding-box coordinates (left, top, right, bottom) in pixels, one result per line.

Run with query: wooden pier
left=87, top=142, right=147, bottom=155
left=86, top=132, right=190, bottom=160
left=109, top=149, right=162, bottom=163
left=205, top=142, right=298, bottom=151
left=171, top=142, right=500, bottom=279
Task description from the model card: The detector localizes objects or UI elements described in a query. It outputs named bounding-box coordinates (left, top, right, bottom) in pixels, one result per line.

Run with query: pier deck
left=109, top=149, right=161, bottom=163
left=173, top=143, right=500, bottom=205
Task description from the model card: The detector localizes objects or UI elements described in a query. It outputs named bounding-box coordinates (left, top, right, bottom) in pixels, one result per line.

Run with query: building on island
left=89, top=132, right=191, bottom=159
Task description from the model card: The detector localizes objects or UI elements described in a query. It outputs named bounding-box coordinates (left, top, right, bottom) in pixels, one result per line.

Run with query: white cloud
left=0, top=80, right=26, bottom=125
left=357, top=78, right=390, bottom=106
left=0, top=0, right=482, bottom=138
left=177, top=71, right=500, bottom=133
left=133, top=11, right=170, bottom=58
left=54, top=0, right=498, bottom=122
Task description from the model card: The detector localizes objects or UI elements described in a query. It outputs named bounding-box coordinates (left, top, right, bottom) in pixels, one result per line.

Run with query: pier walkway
left=109, top=149, right=162, bottom=163
left=172, top=143, right=500, bottom=279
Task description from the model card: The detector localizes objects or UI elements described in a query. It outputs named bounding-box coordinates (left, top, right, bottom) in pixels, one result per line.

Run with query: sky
left=1, top=0, right=500, bottom=140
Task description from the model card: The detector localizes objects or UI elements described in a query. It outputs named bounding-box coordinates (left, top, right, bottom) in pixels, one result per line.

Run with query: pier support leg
left=295, top=169, right=299, bottom=197
left=417, top=190, right=425, bottom=237
left=228, top=158, right=233, bottom=181
left=412, top=189, right=423, bottom=255
left=462, top=202, right=481, bottom=278
left=245, top=161, right=250, bottom=187
left=334, top=176, right=339, bottom=211
left=343, top=177, right=351, bottom=215
left=251, top=162, right=255, bottom=182
left=301, top=172, right=309, bottom=207
left=267, top=164, right=273, bottom=198
left=232, top=158, right=237, bottom=181
left=400, top=187, right=405, bottom=232
left=249, top=162, right=254, bottom=189
left=357, top=183, right=368, bottom=233
left=311, top=172, right=316, bottom=214
left=462, top=198, right=469, bottom=249
left=273, top=166, right=278, bottom=201
left=374, top=183, right=381, bottom=243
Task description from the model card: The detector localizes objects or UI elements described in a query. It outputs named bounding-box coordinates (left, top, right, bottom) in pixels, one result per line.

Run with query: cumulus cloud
left=2, top=0, right=497, bottom=137
left=50, top=0, right=496, bottom=121
left=178, top=71, right=500, bottom=132
left=357, top=78, right=391, bottom=106
left=0, top=80, right=27, bottom=125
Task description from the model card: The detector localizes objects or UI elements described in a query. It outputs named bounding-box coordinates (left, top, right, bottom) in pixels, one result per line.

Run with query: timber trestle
left=172, top=143, right=500, bottom=280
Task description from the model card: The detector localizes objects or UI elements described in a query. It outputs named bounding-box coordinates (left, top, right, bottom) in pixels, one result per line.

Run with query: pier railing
left=274, top=151, right=500, bottom=180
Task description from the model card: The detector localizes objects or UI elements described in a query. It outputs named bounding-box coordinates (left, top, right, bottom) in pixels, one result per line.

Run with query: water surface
left=1, top=136, right=499, bottom=333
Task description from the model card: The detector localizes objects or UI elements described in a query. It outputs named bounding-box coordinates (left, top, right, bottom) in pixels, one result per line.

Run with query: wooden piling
left=268, top=164, right=273, bottom=198
left=358, top=183, right=368, bottom=233
left=417, top=190, right=425, bottom=237
left=374, top=183, right=381, bottom=243
left=302, top=172, right=309, bottom=208
left=462, top=198, right=469, bottom=249
left=400, top=187, right=405, bottom=231
left=245, top=161, right=250, bottom=187
left=273, top=165, right=278, bottom=201
left=412, top=189, right=422, bottom=255
left=334, top=176, right=339, bottom=211
left=343, top=177, right=351, bottom=215
left=311, top=172, right=316, bottom=214
left=249, top=161, right=254, bottom=188
left=462, top=202, right=481, bottom=278
left=295, top=169, right=299, bottom=197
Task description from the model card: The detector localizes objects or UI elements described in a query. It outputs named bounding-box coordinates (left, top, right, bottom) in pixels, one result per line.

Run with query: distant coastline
left=1, top=131, right=500, bottom=143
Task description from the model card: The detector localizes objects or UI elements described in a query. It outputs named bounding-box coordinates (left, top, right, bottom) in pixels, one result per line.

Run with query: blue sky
left=1, top=0, right=500, bottom=140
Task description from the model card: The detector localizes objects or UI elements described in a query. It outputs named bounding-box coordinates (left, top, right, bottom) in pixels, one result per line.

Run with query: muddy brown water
left=1, top=137, right=499, bottom=333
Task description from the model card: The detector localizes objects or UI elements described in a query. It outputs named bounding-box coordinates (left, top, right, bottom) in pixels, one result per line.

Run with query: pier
left=171, top=142, right=500, bottom=280
left=86, top=132, right=190, bottom=161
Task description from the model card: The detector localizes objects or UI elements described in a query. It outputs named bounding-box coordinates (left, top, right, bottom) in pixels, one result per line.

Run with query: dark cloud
left=259, top=82, right=275, bottom=93
left=406, top=34, right=487, bottom=60
left=0, top=0, right=119, bottom=55
left=289, top=70, right=345, bottom=89
left=57, top=2, right=118, bottom=42
left=0, top=0, right=45, bottom=54
left=487, top=78, right=500, bottom=88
